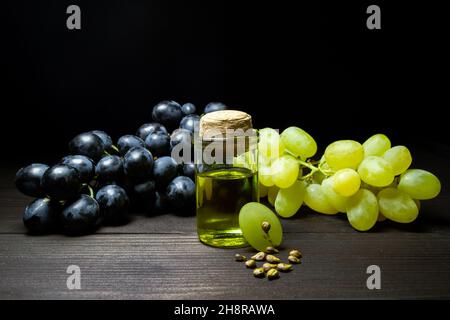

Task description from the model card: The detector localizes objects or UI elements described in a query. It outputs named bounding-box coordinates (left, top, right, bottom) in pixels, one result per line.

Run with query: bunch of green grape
left=258, top=128, right=441, bottom=231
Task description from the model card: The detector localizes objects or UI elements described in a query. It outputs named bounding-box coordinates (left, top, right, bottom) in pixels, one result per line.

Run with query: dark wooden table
left=1, top=145, right=450, bottom=299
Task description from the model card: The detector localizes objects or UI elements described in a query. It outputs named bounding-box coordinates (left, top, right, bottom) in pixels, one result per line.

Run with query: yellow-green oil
left=196, top=167, right=258, bottom=248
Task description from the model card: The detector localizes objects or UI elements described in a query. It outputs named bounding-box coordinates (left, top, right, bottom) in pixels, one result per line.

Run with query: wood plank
left=1, top=145, right=450, bottom=299
left=1, top=233, right=450, bottom=299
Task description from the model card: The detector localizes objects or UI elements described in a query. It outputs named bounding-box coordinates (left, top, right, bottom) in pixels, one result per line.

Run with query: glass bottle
left=194, top=110, right=258, bottom=248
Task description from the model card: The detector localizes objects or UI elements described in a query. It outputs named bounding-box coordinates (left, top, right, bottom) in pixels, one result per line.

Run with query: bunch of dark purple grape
left=15, top=101, right=227, bottom=235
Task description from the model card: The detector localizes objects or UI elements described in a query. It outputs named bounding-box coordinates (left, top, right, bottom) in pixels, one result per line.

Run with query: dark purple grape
left=181, top=103, right=196, bottom=115
left=136, top=123, right=168, bottom=141
left=91, top=130, right=113, bottom=152
left=170, top=128, right=192, bottom=150
left=95, top=155, right=124, bottom=183
left=117, top=135, right=145, bottom=156
left=204, top=102, right=227, bottom=114
left=133, top=180, right=156, bottom=200
left=129, top=180, right=156, bottom=212
left=123, top=147, right=154, bottom=183
left=69, top=132, right=105, bottom=161
left=15, top=163, right=49, bottom=197
left=152, top=191, right=169, bottom=214
left=170, top=129, right=193, bottom=162
left=41, top=164, right=82, bottom=201
left=61, top=155, right=95, bottom=183
left=182, top=163, right=195, bottom=181
left=153, top=156, right=178, bottom=189
left=61, top=195, right=100, bottom=235
left=23, top=198, right=60, bottom=234
left=166, top=176, right=195, bottom=210
left=152, top=100, right=184, bottom=131
left=180, top=114, right=200, bottom=134
left=95, top=185, right=129, bottom=225
left=145, top=132, right=171, bottom=158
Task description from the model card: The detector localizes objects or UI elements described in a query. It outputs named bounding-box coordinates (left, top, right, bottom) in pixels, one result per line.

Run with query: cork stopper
left=199, top=110, right=253, bottom=137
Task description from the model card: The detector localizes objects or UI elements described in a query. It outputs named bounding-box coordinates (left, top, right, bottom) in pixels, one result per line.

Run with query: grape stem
left=82, top=183, right=95, bottom=198
left=318, top=162, right=334, bottom=176
left=296, top=159, right=333, bottom=181
left=111, top=145, right=120, bottom=154
left=297, top=159, right=318, bottom=172
left=87, top=185, right=94, bottom=198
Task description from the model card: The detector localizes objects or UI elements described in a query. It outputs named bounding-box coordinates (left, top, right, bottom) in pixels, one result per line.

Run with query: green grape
left=398, top=169, right=441, bottom=200
left=360, top=182, right=382, bottom=195
left=332, top=168, right=361, bottom=197
left=319, top=155, right=326, bottom=165
left=271, top=155, right=299, bottom=189
left=324, top=140, right=364, bottom=171
left=377, top=188, right=419, bottom=223
left=313, top=159, right=331, bottom=184
left=259, top=165, right=274, bottom=187
left=358, top=156, right=395, bottom=187
left=268, top=186, right=279, bottom=207
left=258, top=128, right=285, bottom=160
left=312, top=170, right=327, bottom=184
left=232, top=151, right=255, bottom=169
left=280, top=126, right=317, bottom=159
left=258, top=153, right=271, bottom=167
left=321, top=177, right=348, bottom=213
left=362, top=133, right=391, bottom=157
left=259, top=183, right=268, bottom=198
left=304, top=183, right=338, bottom=215
left=297, top=166, right=304, bottom=180
left=239, top=202, right=283, bottom=251
left=346, top=189, right=378, bottom=231
left=383, top=146, right=412, bottom=176
left=275, top=180, right=306, bottom=218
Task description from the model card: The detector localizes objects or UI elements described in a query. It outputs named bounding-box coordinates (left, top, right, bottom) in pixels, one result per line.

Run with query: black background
left=1, top=1, right=448, bottom=165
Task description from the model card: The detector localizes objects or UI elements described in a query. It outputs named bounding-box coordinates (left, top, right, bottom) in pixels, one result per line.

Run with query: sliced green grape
left=321, top=177, right=348, bottom=213
left=332, top=168, right=361, bottom=197
left=275, top=180, right=306, bottom=218
left=358, top=156, right=395, bottom=187
left=280, top=126, right=317, bottom=159
left=259, top=183, right=268, bottom=198
left=258, top=128, right=285, bottom=160
left=346, top=189, right=378, bottom=231
left=362, top=134, right=391, bottom=157
left=259, top=165, right=274, bottom=187
left=414, top=199, right=421, bottom=210
left=382, top=146, right=412, bottom=175
left=239, top=202, right=283, bottom=251
left=271, top=155, right=299, bottom=189
left=304, top=183, right=338, bottom=215
left=324, top=140, right=364, bottom=171
left=377, top=188, right=419, bottom=223
left=398, top=169, right=441, bottom=200
left=268, top=186, right=279, bottom=207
